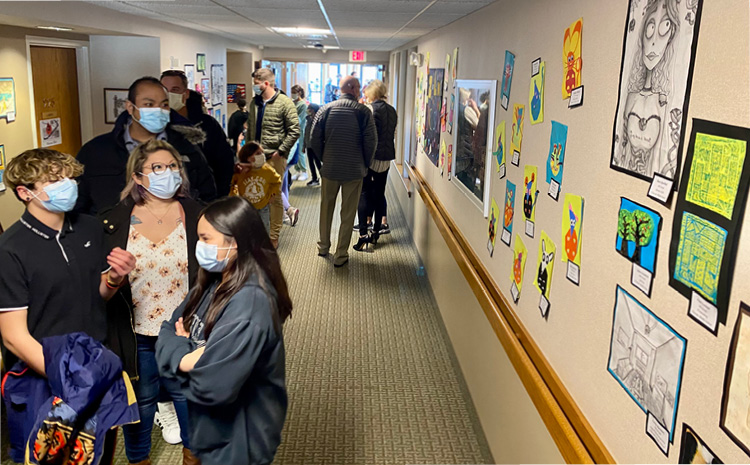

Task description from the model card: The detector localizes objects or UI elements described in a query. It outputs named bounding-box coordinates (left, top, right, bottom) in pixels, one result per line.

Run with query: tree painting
left=615, top=198, right=662, bottom=273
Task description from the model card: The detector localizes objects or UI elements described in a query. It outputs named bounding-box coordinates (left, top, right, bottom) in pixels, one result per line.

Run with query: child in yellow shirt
left=231, top=141, right=282, bottom=233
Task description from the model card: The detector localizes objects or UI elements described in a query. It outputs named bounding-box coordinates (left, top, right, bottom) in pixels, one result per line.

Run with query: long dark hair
left=182, top=196, right=292, bottom=338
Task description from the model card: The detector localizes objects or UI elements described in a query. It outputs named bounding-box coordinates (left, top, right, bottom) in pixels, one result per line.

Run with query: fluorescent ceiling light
left=37, top=25, right=74, bottom=32
left=304, top=45, right=340, bottom=50
left=271, top=27, right=330, bottom=36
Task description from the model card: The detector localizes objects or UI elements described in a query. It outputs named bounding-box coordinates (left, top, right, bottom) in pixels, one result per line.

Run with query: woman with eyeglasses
left=99, top=139, right=203, bottom=465
left=156, top=196, right=292, bottom=465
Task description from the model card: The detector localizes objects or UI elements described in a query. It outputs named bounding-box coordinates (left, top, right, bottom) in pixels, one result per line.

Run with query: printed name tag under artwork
left=511, top=150, right=520, bottom=166
left=539, top=294, right=550, bottom=318
left=689, top=291, right=719, bottom=334
left=647, top=173, right=674, bottom=205
left=548, top=179, right=560, bottom=201
left=531, top=58, right=541, bottom=76
left=510, top=281, right=520, bottom=303
left=646, top=412, right=670, bottom=456
left=498, top=163, right=506, bottom=179
left=568, top=86, right=584, bottom=108
left=631, top=263, right=653, bottom=297
left=566, top=261, right=580, bottom=285
left=525, top=219, right=535, bottom=238
left=502, top=94, right=509, bottom=110
left=501, top=228, right=512, bottom=246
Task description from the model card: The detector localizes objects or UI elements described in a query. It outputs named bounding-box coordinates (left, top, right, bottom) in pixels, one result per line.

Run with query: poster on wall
left=522, top=164, right=539, bottom=238
left=546, top=121, right=568, bottom=200
left=0, top=78, right=16, bottom=122
left=509, top=234, right=528, bottom=303
left=668, top=120, right=750, bottom=334
left=444, top=53, right=451, bottom=92
left=562, top=18, right=583, bottom=99
left=529, top=60, right=545, bottom=125
left=493, top=120, right=506, bottom=178
left=40, top=118, right=62, bottom=148
left=423, top=68, right=444, bottom=167
left=0, top=144, right=6, bottom=192
left=534, top=231, right=556, bottom=318
left=501, top=180, right=515, bottom=246
left=103, top=88, right=128, bottom=124
left=196, top=53, right=206, bottom=73
left=510, top=104, right=524, bottom=165
left=720, top=302, right=750, bottom=456
left=227, top=83, right=246, bottom=103
left=500, top=51, right=515, bottom=110
left=607, top=285, right=686, bottom=455
left=452, top=47, right=458, bottom=81
left=610, top=0, right=704, bottom=187
left=211, top=64, right=225, bottom=107
left=215, top=108, right=221, bottom=127
left=184, top=64, right=196, bottom=89
left=487, top=198, right=500, bottom=257
left=616, top=197, right=662, bottom=298
left=200, top=78, right=210, bottom=102
left=561, top=194, right=584, bottom=285
left=679, top=423, right=723, bottom=464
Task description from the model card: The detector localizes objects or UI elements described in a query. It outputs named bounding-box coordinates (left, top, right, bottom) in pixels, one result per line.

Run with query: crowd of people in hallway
left=0, top=68, right=397, bottom=465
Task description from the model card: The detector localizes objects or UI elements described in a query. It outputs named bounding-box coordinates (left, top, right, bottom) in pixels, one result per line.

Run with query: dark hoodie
left=156, top=274, right=287, bottom=465
left=75, top=110, right=217, bottom=215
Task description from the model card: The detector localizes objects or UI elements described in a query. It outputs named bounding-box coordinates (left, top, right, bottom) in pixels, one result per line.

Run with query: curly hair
left=5, top=149, right=83, bottom=201
left=627, top=0, right=680, bottom=97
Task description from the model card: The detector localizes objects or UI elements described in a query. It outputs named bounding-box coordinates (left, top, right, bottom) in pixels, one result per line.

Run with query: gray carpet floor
left=2, top=180, right=492, bottom=465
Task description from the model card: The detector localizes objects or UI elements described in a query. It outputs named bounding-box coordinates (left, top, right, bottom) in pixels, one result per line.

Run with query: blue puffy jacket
left=2, top=332, right=139, bottom=464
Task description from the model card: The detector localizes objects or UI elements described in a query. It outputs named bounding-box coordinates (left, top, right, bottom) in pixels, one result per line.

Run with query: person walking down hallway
left=303, top=103, right=322, bottom=187
left=228, top=97, right=248, bottom=151
left=162, top=70, right=236, bottom=197
left=246, top=68, right=300, bottom=248
left=354, top=80, right=397, bottom=251
left=310, top=76, right=377, bottom=267
left=290, top=84, right=308, bottom=182
left=76, top=76, right=217, bottom=215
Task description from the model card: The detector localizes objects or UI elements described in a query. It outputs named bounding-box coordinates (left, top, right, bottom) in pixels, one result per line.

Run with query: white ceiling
left=85, top=0, right=497, bottom=51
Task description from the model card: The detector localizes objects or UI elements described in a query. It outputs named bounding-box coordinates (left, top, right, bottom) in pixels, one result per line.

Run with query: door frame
left=25, top=36, right=93, bottom=149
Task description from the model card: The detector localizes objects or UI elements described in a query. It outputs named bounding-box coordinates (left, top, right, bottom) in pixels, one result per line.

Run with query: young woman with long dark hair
left=156, top=196, right=291, bottom=465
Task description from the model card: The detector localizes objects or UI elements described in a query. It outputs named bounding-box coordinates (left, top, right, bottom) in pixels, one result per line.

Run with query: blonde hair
left=253, top=68, right=275, bottom=84
left=121, top=139, right=190, bottom=204
left=5, top=149, right=83, bottom=201
left=365, top=79, right=387, bottom=101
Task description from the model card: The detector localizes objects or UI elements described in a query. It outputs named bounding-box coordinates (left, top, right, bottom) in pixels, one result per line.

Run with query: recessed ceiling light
left=304, top=45, right=340, bottom=50
left=37, top=25, right=74, bottom=32
left=271, top=27, right=330, bottom=36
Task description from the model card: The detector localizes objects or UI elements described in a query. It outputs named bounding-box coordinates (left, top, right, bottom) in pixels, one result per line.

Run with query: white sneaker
left=283, top=212, right=291, bottom=225
left=297, top=172, right=309, bottom=182
left=286, top=207, right=300, bottom=227
left=291, top=172, right=301, bottom=181
left=154, top=401, right=182, bottom=445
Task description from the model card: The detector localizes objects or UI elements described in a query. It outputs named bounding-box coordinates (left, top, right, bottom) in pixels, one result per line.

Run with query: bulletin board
left=406, top=0, right=750, bottom=462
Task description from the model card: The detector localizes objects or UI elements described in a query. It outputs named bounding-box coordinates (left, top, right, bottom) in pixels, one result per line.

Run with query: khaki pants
left=319, top=177, right=364, bottom=265
left=267, top=155, right=287, bottom=242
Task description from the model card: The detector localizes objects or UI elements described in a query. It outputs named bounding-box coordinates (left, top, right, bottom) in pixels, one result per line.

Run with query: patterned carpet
left=2, top=179, right=493, bottom=465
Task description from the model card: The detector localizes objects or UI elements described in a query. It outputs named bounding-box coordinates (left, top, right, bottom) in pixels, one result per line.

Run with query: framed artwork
left=610, top=0, right=704, bottom=185
left=184, top=64, right=196, bottom=89
left=196, top=53, right=206, bottom=73
left=423, top=68, right=444, bottom=167
left=227, top=83, right=246, bottom=103
left=452, top=79, right=497, bottom=217
left=200, top=78, right=210, bottom=102
left=103, top=88, right=128, bottom=124
left=0, top=78, right=17, bottom=121
left=210, top=64, right=225, bottom=107
left=720, top=302, right=750, bottom=456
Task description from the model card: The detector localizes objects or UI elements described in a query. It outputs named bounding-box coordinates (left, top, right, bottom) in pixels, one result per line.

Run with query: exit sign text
left=349, top=50, right=367, bottom=62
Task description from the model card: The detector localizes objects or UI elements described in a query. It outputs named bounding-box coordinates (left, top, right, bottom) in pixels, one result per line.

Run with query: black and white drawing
left=610, top=0, right=703, bottom=184
left=210, top=64, right=225, bottom=107
left=104, top=88, right=128, bottom=124
left=607, top=285, right=686, bottom=444
left=536, top=240, right=554, bottom=296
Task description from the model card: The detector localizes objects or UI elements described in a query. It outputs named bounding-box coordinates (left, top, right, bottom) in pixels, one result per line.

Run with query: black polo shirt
left=0, top=210, right=108, bottom=365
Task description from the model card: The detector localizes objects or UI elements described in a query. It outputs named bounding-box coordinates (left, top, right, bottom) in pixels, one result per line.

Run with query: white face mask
left=251, top=153, right=265, bottom=169
left=168, top=92, right=185, bottom=111
left=291, top=93, right=299, bottom=100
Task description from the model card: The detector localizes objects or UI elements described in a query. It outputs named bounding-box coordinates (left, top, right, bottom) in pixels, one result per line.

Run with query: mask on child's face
left=251, top=153, right=265, bottom=169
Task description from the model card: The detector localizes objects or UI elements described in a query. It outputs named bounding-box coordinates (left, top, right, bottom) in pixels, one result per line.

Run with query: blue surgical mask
left=141, top=170, right=182, bottom=199
left=136, top=107, right=170, bottom=134
left=252, top=84, right=263, bottom=96
left=195, top=240, right=236, bottom=272
left=30, top=178, right=78, bottom=213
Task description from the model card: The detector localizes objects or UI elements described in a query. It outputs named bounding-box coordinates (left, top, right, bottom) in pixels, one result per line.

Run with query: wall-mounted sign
left=349, top=50, right=366, bottom=63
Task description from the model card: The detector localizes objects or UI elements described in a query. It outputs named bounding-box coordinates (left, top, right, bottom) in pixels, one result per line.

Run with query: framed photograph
left=720, top=302, right=750, bottom=455
left=196, top=53, right=206, bottom=73
left=0, top=77, right=17, bottom=121
left=103, top=88, right=128, bottom=124
left=451, top=79, right=497, bottom=217
left=184, top=64, right=196, bottom=89
left=210, top=64, right=225, bottom=107
left=200, top=78, right=210, bottom=102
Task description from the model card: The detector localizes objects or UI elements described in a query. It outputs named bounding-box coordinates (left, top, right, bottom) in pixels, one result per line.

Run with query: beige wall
left=226, top=51, right=254, bottom=110
left=391, top=0, right=750, bottom=463
left=262, top=47, right=389, bottom=64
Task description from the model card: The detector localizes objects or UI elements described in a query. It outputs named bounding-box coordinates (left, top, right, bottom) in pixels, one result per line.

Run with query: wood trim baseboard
left=409, top=166, right=614, bottom=464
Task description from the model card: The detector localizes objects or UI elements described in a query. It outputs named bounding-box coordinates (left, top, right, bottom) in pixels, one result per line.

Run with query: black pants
left=307, top=148, right=322, bottom=181
left=357, top=167, right=389, bottom=236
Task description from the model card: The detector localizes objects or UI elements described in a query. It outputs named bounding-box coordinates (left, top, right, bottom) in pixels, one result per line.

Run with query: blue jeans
left=123, top=334, right=191, bottom=462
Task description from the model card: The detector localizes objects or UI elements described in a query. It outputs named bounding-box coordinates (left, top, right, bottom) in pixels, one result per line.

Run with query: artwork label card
left=648, top=172, right=674, bottom=205
left=498, top=163, right=506, bottom=179
left=539, top=294, right=550, bottom=318
left=510, top=281, right=520, bottom=303
left=501, top=228, right=511, bottom=246
left=568, top=86, right=583, bottom=108
left=501, top=94, right=509, bottom=111
left=525, top=220, right=534, bottom=238
left=566, top=261, right=580, bottom=285
left=512, top=150, right=520, bottom=166
left=646, top=413, right=670, bottom=456
left=548, top=179, right=560, bottom=201
left=631, top=262, right=653, bottom=297
left=531, top=58, right=541, bottom=76
left=689, top=291, right=718, bottom=334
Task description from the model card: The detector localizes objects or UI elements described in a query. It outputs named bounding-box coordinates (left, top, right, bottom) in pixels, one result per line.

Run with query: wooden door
left=30, top=46, right=82, bottom=156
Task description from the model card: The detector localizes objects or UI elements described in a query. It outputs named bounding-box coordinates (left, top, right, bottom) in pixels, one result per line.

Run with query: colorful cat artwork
left=529, top=61, right=545, bottom=125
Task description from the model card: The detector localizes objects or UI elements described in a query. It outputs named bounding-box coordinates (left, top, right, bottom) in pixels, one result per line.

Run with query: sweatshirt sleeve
left=155, top=299, right=195, bottom=379
left=185, top=292, right=275, bottom=406
left=277, top=99, right=301, bottom=156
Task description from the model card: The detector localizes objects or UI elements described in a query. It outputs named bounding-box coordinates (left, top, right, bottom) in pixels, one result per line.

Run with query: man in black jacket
left=162, top=70, right=235, bottom=197
left=75, top=76, right=217, bottom=215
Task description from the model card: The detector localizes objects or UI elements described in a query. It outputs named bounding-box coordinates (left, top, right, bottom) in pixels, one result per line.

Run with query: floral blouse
left=127, top=223, right=189, bottom=336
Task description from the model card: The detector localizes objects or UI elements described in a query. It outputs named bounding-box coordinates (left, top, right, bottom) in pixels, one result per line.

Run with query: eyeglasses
left=145, top=162, right=179, bottom=175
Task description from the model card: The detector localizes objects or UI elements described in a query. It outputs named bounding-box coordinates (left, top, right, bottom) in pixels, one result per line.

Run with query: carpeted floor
left=2, top=180, right=493, bottom=465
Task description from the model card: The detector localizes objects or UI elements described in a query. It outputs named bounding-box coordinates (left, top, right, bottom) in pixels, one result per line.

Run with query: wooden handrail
left=407, top=164, right=614, bottom=464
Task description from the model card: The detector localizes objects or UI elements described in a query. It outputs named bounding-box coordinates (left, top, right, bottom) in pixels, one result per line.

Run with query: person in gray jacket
left=310, top=76, right=377, bottom=267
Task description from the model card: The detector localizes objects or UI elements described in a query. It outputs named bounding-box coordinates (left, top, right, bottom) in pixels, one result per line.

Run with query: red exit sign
left=349, top=50, right=367, bottom=62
